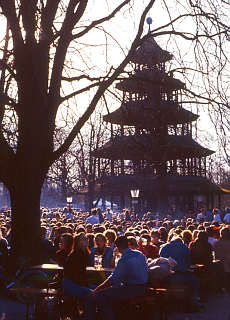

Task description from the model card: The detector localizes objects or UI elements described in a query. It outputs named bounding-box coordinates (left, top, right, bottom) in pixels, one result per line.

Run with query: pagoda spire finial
left=146, top=17, right=152, bottom=33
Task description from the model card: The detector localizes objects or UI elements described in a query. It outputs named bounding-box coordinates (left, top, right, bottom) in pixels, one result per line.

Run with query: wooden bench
left=114, top=287, right=170, bottom=320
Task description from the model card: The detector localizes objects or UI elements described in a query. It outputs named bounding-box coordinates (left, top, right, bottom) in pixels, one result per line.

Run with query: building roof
left=131, top=35, right=173, bottom=66
left=97, top=174, right=220, bottom=194
left=103, top=99, right=199, bottom=126
left=91, top=134, right=214, bottom=161
left=116, top=69, right=185, bottom=94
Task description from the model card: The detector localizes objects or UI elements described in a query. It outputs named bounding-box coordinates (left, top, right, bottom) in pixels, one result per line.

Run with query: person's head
left=40, top=226, right=47, bottom=239
left=171, top=235, right=182, bottom=242
left=197, top=230, right=208, bottom=243
left=151, top=230, right=161, bottom=244
left=93, top=226, right=101, bottom=234
left=197, top=225, right=205, bottom=231
left=186, top=224, right=194, bottom=232
left=181, top=229, right=192, bottom=245
left=115, top=235, right=128, bottom=253
left=74, top=232, right=89, bottom=253
left=220, top=227, right=230, bottom=240
left=55, top=212, right=61, bottom=221
left=98, top=226, right=106, bottom=233
left=95, top=233, right=106, bottom=250
left=59, top=226, right=68, bottom=235
left=159, top=227, right=168, bottom=242
left=91, top=208, right=97, bottom=216
left=59, top=233, right=74, bottom=252
left=86, top=233, right=95, bottom=248
left=206, top=226, right=214, bottom=237
left=86, top=224, right=92, bottom=233
left=210, top=225, right=220, bottom=239
left=124, top=231, right=135, bottom=237
left=127, top=236, right=137, bottom=249
left=141, top=233, right=151, bottom=245
left=139, top=229, right=149, bottom=235
left=192, top=229, right=199, bottom=241
left=133, top=230, right=140, bottom=237
left=76, top=226, right=86, bottom=234
left=104, top=229, right=116, bottom=245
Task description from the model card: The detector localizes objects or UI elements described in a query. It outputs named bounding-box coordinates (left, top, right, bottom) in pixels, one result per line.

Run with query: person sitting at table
left=62, top=232, right=92, bottom=299
left=189, top=230, right=221, bottom=296
left=160, top=235, right=201, bottom=310
left=38, top=226, right=56, bottom=264
left=189, top=231, right=213, bottom=266
left=214, top=227, right=230, bottom=291
left=85, top=235, right=149, bottom=320
left=56, top=233, right=73, bottom=266
left=137, top=234, right=159, bottom=259
left=104, top=229, right=117, bottom=249
left=90, top=233, right=114, bottom=268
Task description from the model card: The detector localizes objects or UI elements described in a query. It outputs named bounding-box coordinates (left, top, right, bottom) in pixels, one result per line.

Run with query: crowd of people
left=1, top=205, right=230, bottom=318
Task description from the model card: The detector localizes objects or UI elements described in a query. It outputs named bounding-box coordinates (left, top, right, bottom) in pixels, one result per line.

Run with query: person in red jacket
left=138, top=234, right=159, bottom=259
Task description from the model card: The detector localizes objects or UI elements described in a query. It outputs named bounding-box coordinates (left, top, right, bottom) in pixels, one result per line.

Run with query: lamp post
left=130, top=189, right=140, bottom=218
left=66, top=196, right=72, bottom=213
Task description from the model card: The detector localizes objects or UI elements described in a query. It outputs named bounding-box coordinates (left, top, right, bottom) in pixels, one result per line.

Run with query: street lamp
left=130, top=189, right=140, bottom=217
left=130, top=189, right=140, bottom=198
left=66, top=196, right=72, bottom=212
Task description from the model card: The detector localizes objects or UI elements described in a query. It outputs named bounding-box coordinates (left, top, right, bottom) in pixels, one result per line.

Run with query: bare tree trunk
left=7, top=106, right=52, bottom=262
left=10, top=176, right=42, bottom=262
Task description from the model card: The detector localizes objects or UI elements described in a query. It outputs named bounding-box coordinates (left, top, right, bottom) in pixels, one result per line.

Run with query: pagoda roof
left=98, top=174, right=220, bottom=194
left=131, top=36, right=173, bottom=66
left=103, top=99, right=199, bottom=126
left=116, top=69, right=185, bottom=94
left=91, top=134, right=214, bottom=161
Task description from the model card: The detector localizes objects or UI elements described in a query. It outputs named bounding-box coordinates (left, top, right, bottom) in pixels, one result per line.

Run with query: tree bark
left=9, top=177, right=42, bottom=262
left=6, top=105, right=53, bottom=262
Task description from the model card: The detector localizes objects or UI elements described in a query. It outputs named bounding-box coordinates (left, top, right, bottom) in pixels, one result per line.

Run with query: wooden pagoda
left=91, top=34, right=220, bottom=213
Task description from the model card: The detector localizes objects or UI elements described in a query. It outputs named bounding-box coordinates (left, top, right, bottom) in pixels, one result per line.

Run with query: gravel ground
left=170, top=292, right=230, bottom=320
left=0, top=292, right=26, bottom=320
left=1, top=291, right=230, bottom=320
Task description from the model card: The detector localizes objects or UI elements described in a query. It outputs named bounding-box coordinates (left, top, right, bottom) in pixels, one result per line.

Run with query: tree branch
left=151, top=30, right=227, bottom=41
left=51, top=0, right=156, bottom=162
left=0, top=0, right=24, bottom=48
left=48, top=0, right=88, bottom=107
left=0, top=59, right=17, bottom=81
left=72, top=0, right=131, bottom=40
left=21, top=0, right=37, bottom=44
left=61, top=74, right=105, bottom=82
left=41, top=0, right=60, bottom=41
left=59, top=81, right=103, bottom=103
